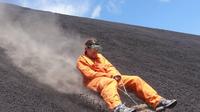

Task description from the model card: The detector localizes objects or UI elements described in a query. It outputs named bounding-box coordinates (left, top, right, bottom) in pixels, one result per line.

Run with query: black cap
left=85, top=39, right=102, bottom=51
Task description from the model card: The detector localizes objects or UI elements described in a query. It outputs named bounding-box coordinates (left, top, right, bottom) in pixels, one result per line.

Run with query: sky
left=0, top=0, right=200, bottom=35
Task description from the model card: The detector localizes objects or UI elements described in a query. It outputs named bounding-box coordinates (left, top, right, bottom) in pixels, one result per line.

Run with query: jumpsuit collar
left=84, top=51, right=101, bottom=64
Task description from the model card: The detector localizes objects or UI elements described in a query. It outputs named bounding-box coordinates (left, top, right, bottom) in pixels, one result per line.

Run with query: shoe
left=114, top=104, right=136, bottom=112
left=155, top=99, right=177, bottom=112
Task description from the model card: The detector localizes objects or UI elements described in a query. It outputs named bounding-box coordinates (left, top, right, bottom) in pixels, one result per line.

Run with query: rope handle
left=117, top=81, right=138, bottom=105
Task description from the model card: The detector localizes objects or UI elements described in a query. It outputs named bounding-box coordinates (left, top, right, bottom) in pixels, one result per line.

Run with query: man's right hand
left=113, top=75, right=121, bottom=82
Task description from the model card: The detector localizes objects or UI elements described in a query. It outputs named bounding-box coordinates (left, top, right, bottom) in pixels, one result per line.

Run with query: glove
left=113, top=75, right=123, bottom=87
left=113, top=75, right=121, bottom=82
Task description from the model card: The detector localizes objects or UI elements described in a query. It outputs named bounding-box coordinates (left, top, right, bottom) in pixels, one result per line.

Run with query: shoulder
left=97, top=53, right=105, bottom=58
left=97, top=53, right=108, bottom=62
left=77, top=54, right=87, bottom=62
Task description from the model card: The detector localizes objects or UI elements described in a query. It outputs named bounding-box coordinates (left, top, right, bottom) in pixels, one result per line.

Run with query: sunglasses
left=87, top=44, right=102, bottom=52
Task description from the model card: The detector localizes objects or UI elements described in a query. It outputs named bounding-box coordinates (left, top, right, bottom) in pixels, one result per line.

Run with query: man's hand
left=113, top=75, right=121, bottom=82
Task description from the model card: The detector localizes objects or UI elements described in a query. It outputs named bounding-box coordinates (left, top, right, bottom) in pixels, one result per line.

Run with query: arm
left=100, top=54, right=121, bottom=78
left=77, top=57, right=112, bottom=79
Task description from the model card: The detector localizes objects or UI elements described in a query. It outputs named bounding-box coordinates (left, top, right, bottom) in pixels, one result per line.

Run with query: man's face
left=86, top=48, right=98, bottom=59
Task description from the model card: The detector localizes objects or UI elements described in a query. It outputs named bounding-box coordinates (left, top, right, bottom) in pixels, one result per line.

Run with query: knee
left=107, top=77, right=116, bottom=81
left=105, top=78, right=117, bottom=85
left=134, top=75, right=142, bottom=80
left=99, top=77, right=117, bottom=87
left=131, top=75, right=143, bottom=82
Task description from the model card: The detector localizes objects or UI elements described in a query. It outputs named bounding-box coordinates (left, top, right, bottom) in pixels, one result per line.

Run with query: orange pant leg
left=121, top=75, right=162, bottom=109
left=86, top=77, right=122, bottom=109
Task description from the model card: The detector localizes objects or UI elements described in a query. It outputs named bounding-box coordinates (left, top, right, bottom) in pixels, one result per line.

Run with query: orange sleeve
left=77, top=56, right=112, bottom=79
left=100, top=54, right=121, bottom=77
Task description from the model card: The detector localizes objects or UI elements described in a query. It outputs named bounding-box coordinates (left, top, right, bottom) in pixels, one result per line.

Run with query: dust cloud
left=0, top=4, right=87, bottom=94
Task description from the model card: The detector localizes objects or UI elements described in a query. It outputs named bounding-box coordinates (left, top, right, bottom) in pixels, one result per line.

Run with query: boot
left=114, top=104, right=136, bottom=112
left=155, top=99, right=177, bottom=112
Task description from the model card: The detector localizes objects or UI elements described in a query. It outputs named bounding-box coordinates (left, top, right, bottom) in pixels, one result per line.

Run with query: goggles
left=87, top=44, right=102, bottom=52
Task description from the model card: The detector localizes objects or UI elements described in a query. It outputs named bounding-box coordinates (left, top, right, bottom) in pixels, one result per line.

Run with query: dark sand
left=0, top=3, right=200, bottom=112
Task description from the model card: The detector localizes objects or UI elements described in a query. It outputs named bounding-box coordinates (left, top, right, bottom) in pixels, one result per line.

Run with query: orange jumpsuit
left=76, top=53, right=162, bottom=109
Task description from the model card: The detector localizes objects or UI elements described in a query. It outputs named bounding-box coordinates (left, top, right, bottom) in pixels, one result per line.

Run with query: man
left=76, top=39, right=177, bottom=112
